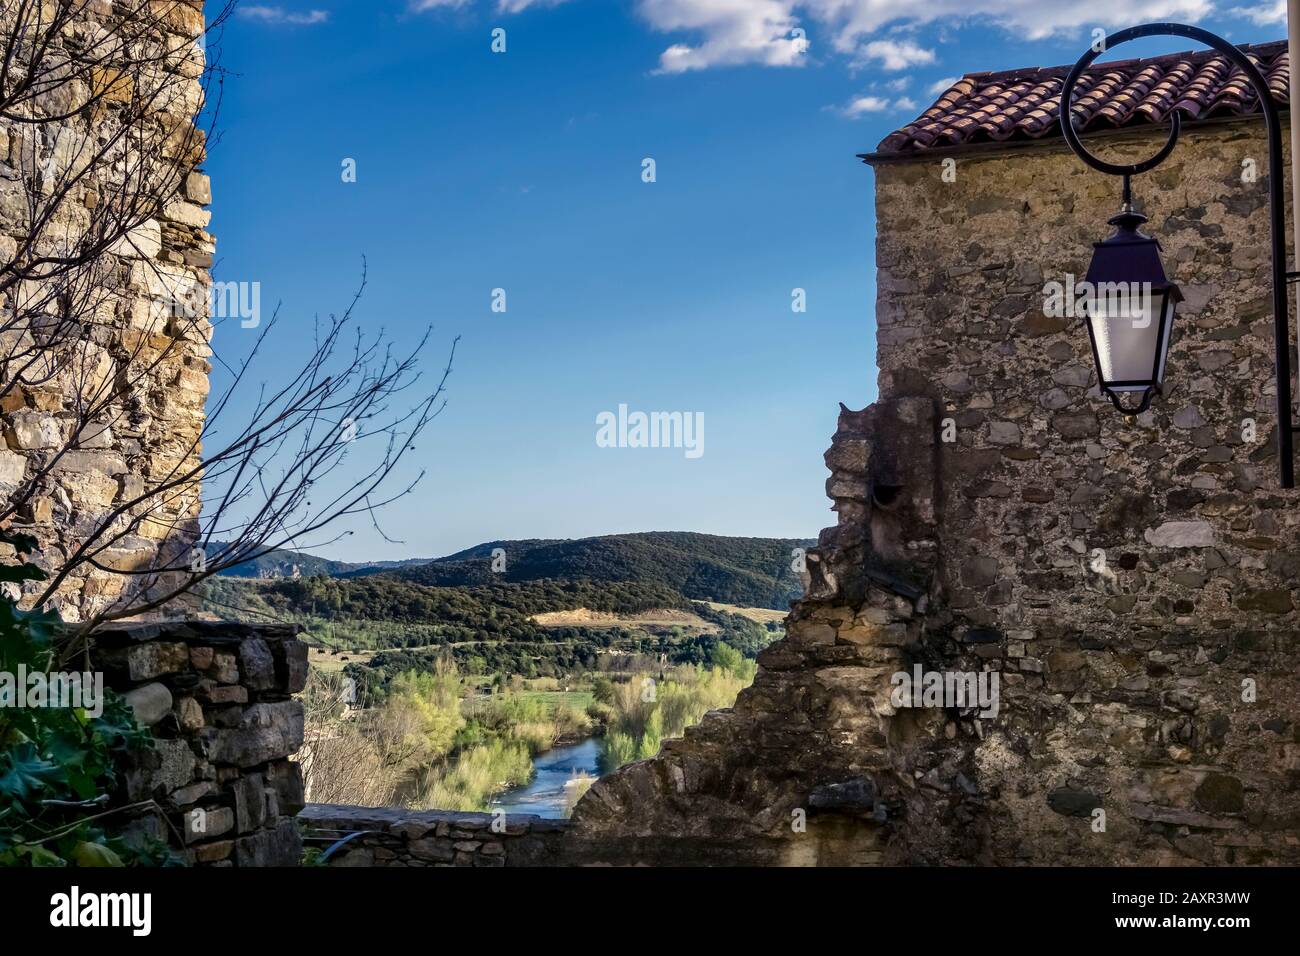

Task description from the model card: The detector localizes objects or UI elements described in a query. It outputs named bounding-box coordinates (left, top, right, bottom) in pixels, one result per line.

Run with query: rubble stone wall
left=300, top=804, right=807, bottom=867
left=0, top=1, right=213, bottom=621
left=94, top=621, right=308, bottom=866
left=569, top=120, right=1300, bottom=865
left=300, top=806, right=569, bottom=867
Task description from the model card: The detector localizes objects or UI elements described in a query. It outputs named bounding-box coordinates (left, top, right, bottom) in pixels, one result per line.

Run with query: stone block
left=1144, top=521, right=1216, bottom=548
left=232, top=773, right=267, bottom=833
left=233, top=819, right=302, bottom=866
left=184, top=805, right=234, bottom=844
left=153, top=739, right=197, bottom=792
left=265, top=759, right=305, bottom=816
left=175, top=696, right=205, bottom=732
left=0, top=450, right=26, bottom=486
left=123, top=682, right=173, bottom=726
left=101, top=641, right=190, bottom=680
left=200, top=701, right=304, bottom=768
left=238, top=637, right=276, bottom=691
left=170, top=781, right=216, bottom=806
left=211, top=651, right=239, bottom=683
left=192, top=840, right=233, bottom=864
left=409, top=838, right=456, bottom=862
left=195, top=680, right=248, bottom=705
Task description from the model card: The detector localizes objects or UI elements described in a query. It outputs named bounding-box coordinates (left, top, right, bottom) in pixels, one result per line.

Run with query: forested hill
left=213, top=549, right=430, bottom=579
left=369, top=532, right=813, bottom=610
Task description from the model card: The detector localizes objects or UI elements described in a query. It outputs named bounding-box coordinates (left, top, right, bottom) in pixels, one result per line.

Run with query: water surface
left=491, top=737, right=603, bottom=818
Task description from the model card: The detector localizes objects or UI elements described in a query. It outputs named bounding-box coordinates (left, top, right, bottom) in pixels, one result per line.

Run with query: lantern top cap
left=1106, top=208, right=1150, bottom=236
left=1084, top=206, right=1183, bottom=299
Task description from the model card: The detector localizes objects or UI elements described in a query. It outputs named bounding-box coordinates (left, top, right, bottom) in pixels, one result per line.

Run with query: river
left=490, top=737, right=604, bottom=818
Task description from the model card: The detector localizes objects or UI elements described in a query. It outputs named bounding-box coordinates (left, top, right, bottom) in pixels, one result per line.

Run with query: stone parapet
left=92, top=621, right=308, bottom=866
left=300, top=805, right=569, bottom=867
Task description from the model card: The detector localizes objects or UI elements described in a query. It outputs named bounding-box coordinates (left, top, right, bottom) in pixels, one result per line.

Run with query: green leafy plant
left=0, top=530, right=170, bottom=867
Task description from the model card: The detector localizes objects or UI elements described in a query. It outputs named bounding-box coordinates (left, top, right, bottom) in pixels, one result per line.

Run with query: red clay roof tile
left=868, top=40, right=1287, bottom=159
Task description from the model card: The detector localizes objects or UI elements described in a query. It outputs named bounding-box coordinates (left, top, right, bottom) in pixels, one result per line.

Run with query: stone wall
left=300, top=804, right=801, bottom=866
left=300, top=806, right=569, bottom=867
left=0, top=1, right=213, bottom=621
left=569, top=119, right=1300, bottom=865
left=94, top=620, right=308, bottom=866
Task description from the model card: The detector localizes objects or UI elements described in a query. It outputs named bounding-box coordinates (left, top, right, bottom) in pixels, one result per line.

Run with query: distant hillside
left=205, top=531, right=812, bottom=686
left=373, top=532, right=813, bottom=610
left=212, top=546, right=430, bottom=580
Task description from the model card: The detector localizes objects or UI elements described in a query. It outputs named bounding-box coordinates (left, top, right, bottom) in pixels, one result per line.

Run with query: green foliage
left=0, top=531, right=167, bottom=867
left=414, top=738, right=533, bottom=812
left=637, top=707, right=663, bottom=760
left=600, top=660, right=753, bottom=772
left=213, top=573, right=686, bottom=632
left=709, top=640, right=744, bottom=677
left=382, top=667, right=466, bottom=763
left=602, top=731, right=638, bottom=770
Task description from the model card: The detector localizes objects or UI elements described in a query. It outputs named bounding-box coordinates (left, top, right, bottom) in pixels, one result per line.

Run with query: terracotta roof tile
left=868, top=40, right=1287, bottom=158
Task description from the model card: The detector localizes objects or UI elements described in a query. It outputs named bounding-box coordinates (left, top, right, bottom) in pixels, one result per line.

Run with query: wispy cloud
left=834, top=93, right=919, bottom=118
left=411, top=0, right=572, bottom=12
left=238, top=5, right=329, bottom=25
left=497, top=0, right=573, bottom=11
left=1228, top=1, right=1286, bottom=24
left=928, top=76, right=960, bottom=96
left=635, top=0, right=1215, bottom=73
left=840, top=95, right=889, bottom=116
left=642, top=0, right=807, bottom=73
left=858, top=39, right=935, bottom=70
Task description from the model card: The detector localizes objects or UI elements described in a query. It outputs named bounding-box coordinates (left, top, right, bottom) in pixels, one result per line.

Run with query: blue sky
left=203, top=0, right=1285, bottom=561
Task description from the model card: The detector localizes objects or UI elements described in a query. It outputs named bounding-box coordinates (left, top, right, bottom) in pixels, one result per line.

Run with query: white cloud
left=238, top=5, right=329, bottom=24
left=841, top=95, right=890, bottom=116
left=886, top=76, right=911, bottom=92
left=928, top=76, right=960, bottom=96
left=497, top=0, right=573, bottom=11
left=637, top=0, right=808, bottom=73
left=835, top=93, right=920, bottom=118
left=1228, top=1, right=1287, bottom=24
left=813, top=0, right=1216, bottom=44
left=412, top=0, right=573, bottom=14
left=635, top=0, right=1216, bottom=73
left=859, top=39, right=935, bottom=70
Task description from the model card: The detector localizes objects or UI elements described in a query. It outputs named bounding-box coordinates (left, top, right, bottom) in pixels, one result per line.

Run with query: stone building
left=0, top=4, right=302, bottom=868
left=0, top=1, right=212, bottom=622
left=569, top=39, right=1300, bottom=865
left=15, top=8, right=1295, bottom=868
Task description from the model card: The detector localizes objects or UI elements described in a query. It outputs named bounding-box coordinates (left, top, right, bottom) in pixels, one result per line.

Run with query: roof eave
left=857, top=110, right=1288, bottom=167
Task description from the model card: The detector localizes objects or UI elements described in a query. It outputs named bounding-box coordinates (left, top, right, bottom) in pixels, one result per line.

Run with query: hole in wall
left=872, top=484, right=903, bottom=509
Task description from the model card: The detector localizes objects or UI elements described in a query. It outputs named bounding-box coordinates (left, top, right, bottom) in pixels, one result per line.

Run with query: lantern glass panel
left=1083, top=286, right=1169, bottom=392
left=1152, top=292, right=1175, bottom=388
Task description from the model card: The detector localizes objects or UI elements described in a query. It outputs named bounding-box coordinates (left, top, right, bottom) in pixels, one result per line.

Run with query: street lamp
left=1079, top=196, right=1182, bottom=415
left=1060, top=22, right=1297, bottom=487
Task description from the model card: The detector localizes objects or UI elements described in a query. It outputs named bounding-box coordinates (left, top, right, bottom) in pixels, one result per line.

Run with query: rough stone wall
left=299, top=804, right=801, bottom=866
left=570, top=120, right=1300, bottom=865
left=94, top=621, right=307, bottom=866
left=300, top=806, right=569, bottom=867
left=0, top=1, right=213, bottom=621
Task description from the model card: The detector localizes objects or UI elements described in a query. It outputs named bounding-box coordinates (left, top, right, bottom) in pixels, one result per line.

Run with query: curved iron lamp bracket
left=1107, top=387, right=1157, bottom=416
left=1059, top=22, right=1296, bottom=488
